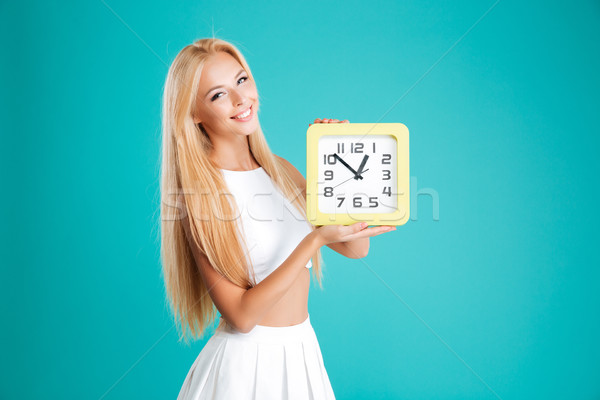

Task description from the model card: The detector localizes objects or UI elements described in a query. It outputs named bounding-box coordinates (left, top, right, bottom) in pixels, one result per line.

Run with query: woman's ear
left=191, top=110, right=201, bottom=124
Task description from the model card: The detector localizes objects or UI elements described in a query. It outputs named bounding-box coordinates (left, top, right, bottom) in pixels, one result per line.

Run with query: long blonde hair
left=160, top=38, right=324, bottom=344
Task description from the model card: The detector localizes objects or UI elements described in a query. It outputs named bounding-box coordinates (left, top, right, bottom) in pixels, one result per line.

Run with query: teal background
left=1, top=0, right=599, bottom=399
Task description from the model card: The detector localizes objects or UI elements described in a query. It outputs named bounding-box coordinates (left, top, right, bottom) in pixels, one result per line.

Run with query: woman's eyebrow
left=205, top=68, right=246, bottom=97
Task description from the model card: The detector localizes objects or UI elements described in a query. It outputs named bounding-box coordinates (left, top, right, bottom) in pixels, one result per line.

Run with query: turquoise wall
left=1, top=0, right=599, bottom=399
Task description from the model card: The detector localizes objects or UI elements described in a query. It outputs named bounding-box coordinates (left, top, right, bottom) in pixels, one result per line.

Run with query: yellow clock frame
left=306, top=122, right=410, bottom=226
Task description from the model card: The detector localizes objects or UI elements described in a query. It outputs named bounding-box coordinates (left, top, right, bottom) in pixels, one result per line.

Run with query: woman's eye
left=210, top=77, right=248, bottom=101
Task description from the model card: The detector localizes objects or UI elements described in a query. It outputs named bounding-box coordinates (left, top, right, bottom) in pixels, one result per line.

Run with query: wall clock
left=306, top=123, right=409, bottom=225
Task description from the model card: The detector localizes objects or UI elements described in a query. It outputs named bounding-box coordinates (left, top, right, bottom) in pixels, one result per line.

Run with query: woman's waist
left=216, top=312, right=315, bottom=344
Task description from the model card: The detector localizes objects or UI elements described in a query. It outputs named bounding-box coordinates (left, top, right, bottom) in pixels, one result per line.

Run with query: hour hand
left=333, top=153, right=363, bottom=180
left=354, top=155, right=369, bottom=180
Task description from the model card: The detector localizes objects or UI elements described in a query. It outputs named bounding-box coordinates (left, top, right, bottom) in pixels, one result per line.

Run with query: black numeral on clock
left=337, top=197, right=345, bottom=208
left=337, top=143, right=344, bottom=153
left=382, top=186, right=391, bottom=196
left=351, top=142, right=364, bottom=153
left=324, top=187, right=333, bottom=197
left=382, top=154, right=391, bottom=164
left=351, top=196, right=379, bottom=208
left=324, top=170, right=333, bottom=180
left=382, top=170, right=391, bottom=180
left=323, top=154, right=337, bottom=164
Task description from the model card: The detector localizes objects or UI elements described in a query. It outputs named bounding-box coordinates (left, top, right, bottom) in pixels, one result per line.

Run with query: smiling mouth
left=231, top=105, right=252, bottom=119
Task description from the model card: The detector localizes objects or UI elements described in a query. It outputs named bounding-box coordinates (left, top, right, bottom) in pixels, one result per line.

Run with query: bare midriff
left=255, top=266, right=311, bottom=327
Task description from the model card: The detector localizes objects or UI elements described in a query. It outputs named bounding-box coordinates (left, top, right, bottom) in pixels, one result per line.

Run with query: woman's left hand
left=309, top=118, right=349, bottom=126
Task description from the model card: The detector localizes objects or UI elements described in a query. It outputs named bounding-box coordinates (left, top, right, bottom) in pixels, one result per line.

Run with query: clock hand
left=354, top=155, right=369, bottom=180
left=332, top=169, right=369, bottom=189
left=333, top=153, right=363, bottom=180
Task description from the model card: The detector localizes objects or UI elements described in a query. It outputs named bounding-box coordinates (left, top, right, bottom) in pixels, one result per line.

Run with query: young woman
left=160, top=38, right=396, bottom=400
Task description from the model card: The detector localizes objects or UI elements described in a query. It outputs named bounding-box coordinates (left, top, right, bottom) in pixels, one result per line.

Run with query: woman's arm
left=276, top=155, right=370, bottom=259
left=239, top=230, right=322, bottom=331
left=326, top=238, right=369, bottom=259
left=241, top=211, right=392, bottom=332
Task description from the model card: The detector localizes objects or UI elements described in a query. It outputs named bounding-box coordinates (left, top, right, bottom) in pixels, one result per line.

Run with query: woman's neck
left=210, top=136, right=259, bottom=171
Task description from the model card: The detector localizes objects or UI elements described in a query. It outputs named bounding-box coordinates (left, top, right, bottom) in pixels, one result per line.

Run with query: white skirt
left=177, top=313, right=336, bottom=400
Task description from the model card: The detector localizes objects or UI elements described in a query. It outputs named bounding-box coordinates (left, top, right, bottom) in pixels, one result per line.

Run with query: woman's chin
left=233, top=120, right=259, bottom=136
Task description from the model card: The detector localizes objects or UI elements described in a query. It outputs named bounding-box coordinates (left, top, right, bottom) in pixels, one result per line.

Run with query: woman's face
left=193, top=51, right=259, bottom=138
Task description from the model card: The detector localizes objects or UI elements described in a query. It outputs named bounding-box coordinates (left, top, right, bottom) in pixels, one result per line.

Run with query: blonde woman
left=160, top=38, right=396, bottom=399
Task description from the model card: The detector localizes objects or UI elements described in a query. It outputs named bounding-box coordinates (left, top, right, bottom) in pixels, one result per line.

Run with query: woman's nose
left=231, top=89, right=247, bottom=106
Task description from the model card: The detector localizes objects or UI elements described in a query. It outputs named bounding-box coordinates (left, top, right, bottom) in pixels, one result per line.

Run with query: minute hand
left=333, top=153, right=363, bottom=180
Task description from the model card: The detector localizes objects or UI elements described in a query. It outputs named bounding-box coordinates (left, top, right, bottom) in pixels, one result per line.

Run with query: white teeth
left=233, top=107, right=251, bottom=119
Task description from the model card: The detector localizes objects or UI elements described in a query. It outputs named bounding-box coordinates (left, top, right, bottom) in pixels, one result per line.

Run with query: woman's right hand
left=313, top=222, right=396, bottom=246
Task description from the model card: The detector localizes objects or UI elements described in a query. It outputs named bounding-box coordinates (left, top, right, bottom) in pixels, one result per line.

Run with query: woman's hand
left=313, top=222, right=395, bottom=247
left=309, top=118, right=349, bottom=126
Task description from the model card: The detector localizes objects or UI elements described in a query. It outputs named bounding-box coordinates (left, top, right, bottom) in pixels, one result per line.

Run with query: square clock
left=306, top=123, right=409, bottom=226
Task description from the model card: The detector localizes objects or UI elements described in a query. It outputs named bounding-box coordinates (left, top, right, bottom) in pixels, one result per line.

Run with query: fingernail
left=361, top=222, right=367, bottom=228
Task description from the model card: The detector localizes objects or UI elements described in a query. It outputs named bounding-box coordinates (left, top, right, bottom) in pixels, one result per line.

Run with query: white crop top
left=220, top=166, right=313, bottom=285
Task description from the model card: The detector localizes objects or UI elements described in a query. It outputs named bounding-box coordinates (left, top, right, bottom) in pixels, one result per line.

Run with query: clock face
left=317, top=134, right=398, bottom=214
